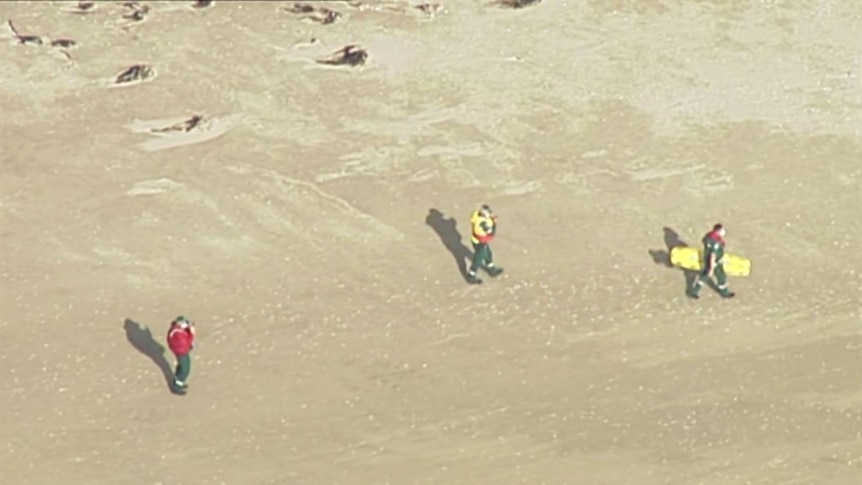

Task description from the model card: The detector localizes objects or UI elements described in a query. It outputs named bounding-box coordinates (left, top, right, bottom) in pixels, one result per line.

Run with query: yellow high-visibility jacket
left=470, top=211, right=496, bottom=245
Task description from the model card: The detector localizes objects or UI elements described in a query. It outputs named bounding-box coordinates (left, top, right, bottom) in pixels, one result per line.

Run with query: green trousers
left=470, top=242, right=494, bottom=273
left=174, top=354, right=191, bottom=384
left=692, top=264, right=729, bottom=294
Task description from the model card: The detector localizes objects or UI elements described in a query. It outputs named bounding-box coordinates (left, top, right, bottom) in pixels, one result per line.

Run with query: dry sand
left=1, top=1, right=861, bottom=484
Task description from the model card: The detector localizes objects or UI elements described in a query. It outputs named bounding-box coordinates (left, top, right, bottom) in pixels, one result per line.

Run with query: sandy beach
left=1, top=1, right=861, bottom=484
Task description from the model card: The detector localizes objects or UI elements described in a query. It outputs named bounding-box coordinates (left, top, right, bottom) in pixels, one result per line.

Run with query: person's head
left=479, top=204, right=492, bottom=218
left=174, top=315, right=190, bottom=328
left=713, top=223, right=726, bottom=237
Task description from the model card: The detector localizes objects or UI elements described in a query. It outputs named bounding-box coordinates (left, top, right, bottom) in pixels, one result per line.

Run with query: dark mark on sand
left=285, top=3, right=342, bottom=25
left=72, top=1, right=97, bottom=13
left=115, top=64, right=155, bottom=84
left=495, top=0, right=542, bottom=8
left=7, top=20, right=43, bottom=45
left=317, top=45, right=368, bottom=67
left=151, top=115, right=205, bottom=133
left=415, top=3, right=444, bottom=16
left=122, top=2, right=150, bottom=22
left=51, top=38, right=77, bottom=48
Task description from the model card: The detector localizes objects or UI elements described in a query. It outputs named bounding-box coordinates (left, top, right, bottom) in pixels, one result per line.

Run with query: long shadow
left=123, top=318, right=175, bottom=392
left=426, top=208, right=472, bottom=282
left=648, top=226, right=701, bottom=294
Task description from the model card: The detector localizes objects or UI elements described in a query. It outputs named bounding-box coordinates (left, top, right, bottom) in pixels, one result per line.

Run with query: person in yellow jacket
left=467, top=204, right=504, bottom=284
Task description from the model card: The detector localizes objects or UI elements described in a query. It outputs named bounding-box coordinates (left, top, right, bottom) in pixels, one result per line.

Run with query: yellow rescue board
left=669, top=246, right=751, bottom=277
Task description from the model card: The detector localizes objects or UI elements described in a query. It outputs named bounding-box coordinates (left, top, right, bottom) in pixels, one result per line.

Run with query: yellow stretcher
left=669, top=246, right=751, bottom=277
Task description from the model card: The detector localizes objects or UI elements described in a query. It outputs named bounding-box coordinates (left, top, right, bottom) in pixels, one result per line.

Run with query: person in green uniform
left=688, top=223, right=735, bottom=299
left=467, top=204, right=504, bottom=284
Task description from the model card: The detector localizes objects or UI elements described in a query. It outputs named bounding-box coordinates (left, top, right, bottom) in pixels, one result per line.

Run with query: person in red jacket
left=167, top=315, right=196, bottom=394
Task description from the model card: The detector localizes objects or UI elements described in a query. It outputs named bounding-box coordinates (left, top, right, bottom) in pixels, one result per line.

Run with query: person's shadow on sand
left=426, top=208, right=473, bottom=282
left=124, top=318, right=175, bottom=392
left=649, top=227, right=701, bottom=294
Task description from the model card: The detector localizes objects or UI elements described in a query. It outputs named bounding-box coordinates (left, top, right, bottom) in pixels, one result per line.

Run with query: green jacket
left=702, top=231, right=725, bottom=266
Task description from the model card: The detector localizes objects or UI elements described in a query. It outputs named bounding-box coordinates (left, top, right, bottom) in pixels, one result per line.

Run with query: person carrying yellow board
left=687, top=223, right=736, bottom=299
left=467, top=204, right=504, bottom=285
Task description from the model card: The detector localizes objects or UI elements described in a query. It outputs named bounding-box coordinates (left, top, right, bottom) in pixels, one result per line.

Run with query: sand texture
left=1, top=1, right=861, bottom=484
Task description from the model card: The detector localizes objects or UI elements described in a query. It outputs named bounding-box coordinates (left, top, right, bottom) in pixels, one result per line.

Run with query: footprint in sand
left=127, top=114, right=241, bottom=152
